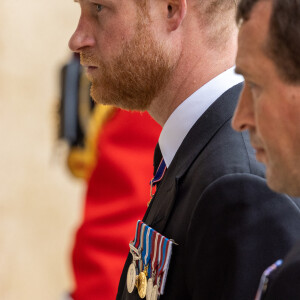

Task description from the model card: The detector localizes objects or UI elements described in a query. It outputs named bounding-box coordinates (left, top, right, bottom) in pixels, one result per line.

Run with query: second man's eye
left=95, top=4, right=103, bottom=12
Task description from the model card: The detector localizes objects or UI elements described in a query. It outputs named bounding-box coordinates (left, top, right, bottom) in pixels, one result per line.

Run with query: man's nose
left=232, top=85, right=255, bottom=132
left=69, top=17, right=95, bottom=52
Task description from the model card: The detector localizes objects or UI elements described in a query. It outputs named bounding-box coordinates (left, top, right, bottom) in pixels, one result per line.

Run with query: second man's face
left=232, top=1, right=300, bottom=196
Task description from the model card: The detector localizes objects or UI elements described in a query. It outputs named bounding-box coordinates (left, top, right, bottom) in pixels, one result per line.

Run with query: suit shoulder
left=187, top=173, right=300, bottom=232
left=184, top=174, right=300, bottom=300
left=199, top=173, right=300, bottom=209
left=200, top=119, right=265, bottom=177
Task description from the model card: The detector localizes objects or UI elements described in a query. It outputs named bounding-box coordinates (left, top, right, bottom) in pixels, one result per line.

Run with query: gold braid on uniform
left=67, top=73, right=116, bottom=180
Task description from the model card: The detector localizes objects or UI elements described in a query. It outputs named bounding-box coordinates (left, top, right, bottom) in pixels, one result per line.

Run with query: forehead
left=236, top=1, right=272, bottom=76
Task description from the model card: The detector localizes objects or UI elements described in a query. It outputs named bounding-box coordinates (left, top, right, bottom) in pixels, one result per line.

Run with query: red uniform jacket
left=71, top=109, right=161, bottom=300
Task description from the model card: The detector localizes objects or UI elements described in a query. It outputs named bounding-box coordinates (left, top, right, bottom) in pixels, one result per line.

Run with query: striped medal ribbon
left=136, top=223, right=147, bottom=298
left=159, top=238, right=173, bottom=295
left=148, top=159, right=167, bottom=206
left=128, top=221, right=175, bottom=299
left=146, top=231, right=160, bottom=300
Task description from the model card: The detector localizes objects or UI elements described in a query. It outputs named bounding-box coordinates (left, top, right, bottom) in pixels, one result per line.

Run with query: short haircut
left=237, top=0, right=300, bottom=84
left=195, top=0, right=239, bottom=25
left=137, top=0, right=239, bottom=46
left=189, top=0, right=240, bottom=48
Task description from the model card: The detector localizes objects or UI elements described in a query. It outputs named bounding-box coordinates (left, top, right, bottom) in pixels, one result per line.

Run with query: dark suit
left=117, top=83, right=300, bottom=300
left=262, top=242, right=300, bottom=300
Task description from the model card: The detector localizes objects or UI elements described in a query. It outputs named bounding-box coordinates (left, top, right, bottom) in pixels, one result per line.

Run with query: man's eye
left=247, top=82, right=261, bottom=99
left=95, top=4, right=103, bottom=12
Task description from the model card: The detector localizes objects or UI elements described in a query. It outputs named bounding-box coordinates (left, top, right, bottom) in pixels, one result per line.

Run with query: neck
left=148, top=38, right=238, bottom=126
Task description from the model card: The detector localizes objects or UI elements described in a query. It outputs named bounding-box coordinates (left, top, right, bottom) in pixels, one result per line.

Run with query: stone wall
left=0, top=1, right=84, bottom=299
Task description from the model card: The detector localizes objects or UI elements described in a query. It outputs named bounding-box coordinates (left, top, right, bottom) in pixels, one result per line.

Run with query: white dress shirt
left=159, top=67, right=243, bottom=167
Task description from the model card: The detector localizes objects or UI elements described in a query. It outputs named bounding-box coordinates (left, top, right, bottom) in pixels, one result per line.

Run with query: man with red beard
left=232, top=0, right=300, bottom=299
left=69, top=0, right=300, bottom=299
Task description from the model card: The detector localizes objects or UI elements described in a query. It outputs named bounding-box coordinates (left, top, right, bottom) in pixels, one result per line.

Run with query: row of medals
left=127, top=243, right=160, bottom=300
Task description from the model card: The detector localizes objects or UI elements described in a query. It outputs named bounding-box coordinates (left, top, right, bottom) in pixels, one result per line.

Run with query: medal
left=136, top=224, right=148, bottom=298
left=127, top=262, right=138, bottom=293
left=146, top=231, right=157, bottom=300
left=146, top=277, right=154, bottom=300
left=138, top=226, right=154, bottom=299
left=154, top=235, right=172, bottom=296
left=150, top=284, right=159, bottom=300
left=126, top=221, right=175, bottom=299
left=137, top=269, right=148, bottom=298
left=127, top=221, right=143, bottom=293
left=148, top=233, right=163, bottom=299
left=127, top=246, right=141, bottom=294
left=152, top=235, right=164, bottom=299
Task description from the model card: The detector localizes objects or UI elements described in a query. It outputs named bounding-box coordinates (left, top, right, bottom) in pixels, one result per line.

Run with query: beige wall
left=0, top=1, right=85, bottom=299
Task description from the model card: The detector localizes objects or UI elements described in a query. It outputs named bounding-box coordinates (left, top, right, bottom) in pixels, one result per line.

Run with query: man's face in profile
left=68, top=0, right=175, bottom=111
left=232, top=0, right=300, bottom=196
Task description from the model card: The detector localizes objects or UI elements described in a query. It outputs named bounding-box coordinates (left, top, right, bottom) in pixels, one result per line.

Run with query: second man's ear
left=166, top=0, right=187, bottom=31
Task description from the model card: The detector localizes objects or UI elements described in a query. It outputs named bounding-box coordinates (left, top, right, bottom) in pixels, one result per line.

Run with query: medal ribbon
left=142, top=226, right=152, bottom=272
left=149, top=231, right=157, bottom=278
left=133, top=220, right=143, bottom=250
left=155, top=234, right=164, bottom=286
left=151, top=231, right=159, bottom=279
left=133, top=220, right=141, bottom=246
left=150, top=159, right=167, bottom=199
left=128, top=221, right=175, bottom=295
left=160, top=239, right=173, bottom=295
left=157, top=238, right=168, bottom=279
left=138, top=223, right=146, bottom=272
left=254, top=259, right=283, bottom=300
left=146, top=228, right=154, bottom=276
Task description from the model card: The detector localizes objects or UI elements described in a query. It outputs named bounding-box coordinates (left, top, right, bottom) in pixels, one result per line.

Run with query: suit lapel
left=144, top=83, right=243, bottom=233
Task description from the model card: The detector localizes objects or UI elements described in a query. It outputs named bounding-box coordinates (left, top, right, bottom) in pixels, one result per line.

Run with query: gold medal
left=127, top=263, right=137, bottom=293
left=150, top=284, right=159, bottom=300
left=146, top=277, right=154, bottom=300
left=137, top=271, right=147, bottom=298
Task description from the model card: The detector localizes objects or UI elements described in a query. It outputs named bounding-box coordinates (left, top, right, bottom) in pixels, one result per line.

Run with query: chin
left=266, top=169, right=300, bottom=197
left=266, top=168, right=284, bottom=194
left=282, top=181, right=300, bottom=198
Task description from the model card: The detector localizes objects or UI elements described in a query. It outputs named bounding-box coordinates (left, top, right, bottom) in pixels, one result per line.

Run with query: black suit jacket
left=262, top=242, right=300, bottom=300
left=117, top=83, right=300, bottom=300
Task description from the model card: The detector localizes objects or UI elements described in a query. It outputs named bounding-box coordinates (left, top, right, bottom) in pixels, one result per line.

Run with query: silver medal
left=150, top=284, right=159, bottom=300
left=127, top=242, right=141, bottom=293
left=146, top=277, right=154, bottom=300
left=127, top=262, right=137, bottom=293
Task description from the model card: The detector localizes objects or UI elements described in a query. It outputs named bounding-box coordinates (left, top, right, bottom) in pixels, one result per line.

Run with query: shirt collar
left=159, top=67, right=243, bottom=167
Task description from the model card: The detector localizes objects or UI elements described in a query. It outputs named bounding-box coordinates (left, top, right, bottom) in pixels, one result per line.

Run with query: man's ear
left=166, top=0, right=187, bottom=31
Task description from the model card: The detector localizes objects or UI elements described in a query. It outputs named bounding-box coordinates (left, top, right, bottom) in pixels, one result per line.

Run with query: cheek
left=284, top=101, right=300, bottom=138
left=283, top=106, right=300, bottom=156
left=256, top=96, right=297, bottom=160
left=253, top=96, right=285, bottom=164
left=93, top=16, right=138, bottom=59
left=253, top=98, right=275, bottom=142
left=95, top=27, right=127, bottom=58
